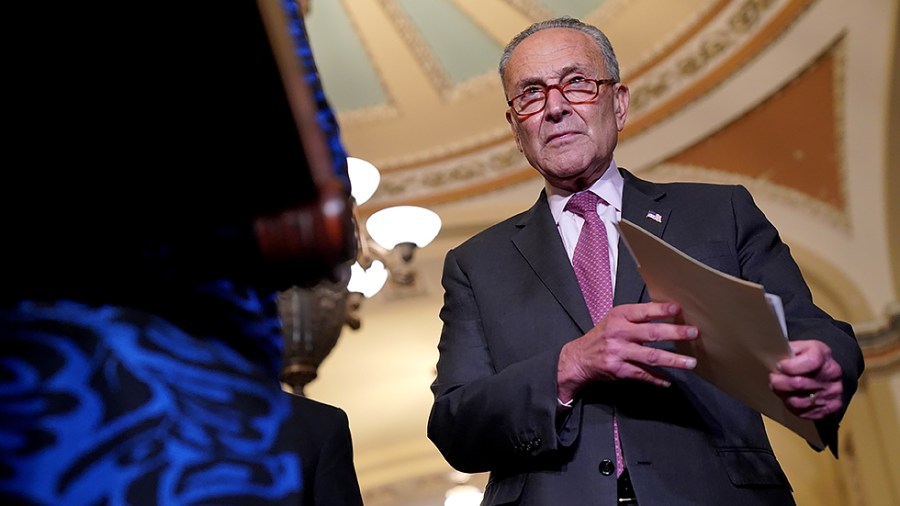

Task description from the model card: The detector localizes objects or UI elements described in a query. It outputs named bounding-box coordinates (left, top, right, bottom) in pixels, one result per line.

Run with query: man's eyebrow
left=515, top=76, right=545, bottom=89
left=514, top=64, right=591, bottom=89
left=558, top=64, right=590, bottom=77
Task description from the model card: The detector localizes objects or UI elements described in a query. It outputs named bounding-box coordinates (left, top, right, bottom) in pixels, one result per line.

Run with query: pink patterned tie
left=565, top=191, right=624, bottom=477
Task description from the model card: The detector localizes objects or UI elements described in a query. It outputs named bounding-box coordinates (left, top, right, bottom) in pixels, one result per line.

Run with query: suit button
left=598, top=459, right=615, bottom=476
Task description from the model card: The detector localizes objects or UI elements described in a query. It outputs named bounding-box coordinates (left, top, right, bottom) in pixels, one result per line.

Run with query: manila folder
left=615, top=218, right=824, bottom=450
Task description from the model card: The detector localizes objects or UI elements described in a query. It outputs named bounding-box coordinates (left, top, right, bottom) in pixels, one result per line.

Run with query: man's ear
left=614, top=83, right=630, bottom=131
left=506, top=110, right=524, bottom=152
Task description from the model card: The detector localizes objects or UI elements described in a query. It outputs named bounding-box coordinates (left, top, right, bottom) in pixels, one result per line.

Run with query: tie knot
left=565, top=191, right=604, bottom=218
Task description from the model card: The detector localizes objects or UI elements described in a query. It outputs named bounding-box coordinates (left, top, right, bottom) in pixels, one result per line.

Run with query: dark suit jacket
left=281, top=394, right=364, bottom=506
left=427, top=169, right=864, bottom=506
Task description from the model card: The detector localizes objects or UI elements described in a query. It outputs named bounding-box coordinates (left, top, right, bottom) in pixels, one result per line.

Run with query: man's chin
left=537, top=160, right=608, bottom=191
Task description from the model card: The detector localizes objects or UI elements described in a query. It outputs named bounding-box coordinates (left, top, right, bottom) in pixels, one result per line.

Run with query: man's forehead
left=512, top=63, right=593, bottom=85
left=505, top=29, right=601, bottom=84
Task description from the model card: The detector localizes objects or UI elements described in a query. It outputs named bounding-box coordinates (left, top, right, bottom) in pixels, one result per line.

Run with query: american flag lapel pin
left=646, top=210, right=663, bottom=223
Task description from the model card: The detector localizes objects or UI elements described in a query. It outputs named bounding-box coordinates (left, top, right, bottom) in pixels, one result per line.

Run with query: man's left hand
left=769, top=340, right=844, bottom=420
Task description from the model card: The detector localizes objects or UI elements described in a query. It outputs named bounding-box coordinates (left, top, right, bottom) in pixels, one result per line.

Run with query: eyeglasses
left=507, top=78, right=617, bottom=116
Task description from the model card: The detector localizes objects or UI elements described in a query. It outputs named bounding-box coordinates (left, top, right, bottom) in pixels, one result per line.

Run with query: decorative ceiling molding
left=625, top=0, right=815, bottom=136
left=375, top=125, right=514, bottom=173
left=501, top=0, right=553, bottom=23
left=366, top=140, right=532, bottom=209
left=333, top=0, right=400, bottom=119
left=376, top=0, right=454, bottom=94
left=621, top=0, right=731, bottom=80
left=336, top=102, right=401, bottom=126
left=855, top=302, right=900, bottom=373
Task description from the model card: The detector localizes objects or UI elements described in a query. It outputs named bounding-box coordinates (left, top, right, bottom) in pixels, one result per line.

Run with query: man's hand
left=557, top=302, right=699, bottom=403
left=769, top=340, right=844, bottom=420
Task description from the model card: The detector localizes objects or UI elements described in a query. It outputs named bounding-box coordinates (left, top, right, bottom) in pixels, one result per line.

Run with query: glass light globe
left=365, top=206, right=442, bottom=250
left=347, top=157, right=380, bottom=205
left=347, top=260, right=388, bottom=298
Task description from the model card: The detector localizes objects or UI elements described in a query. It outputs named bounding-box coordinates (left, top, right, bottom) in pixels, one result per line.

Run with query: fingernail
left=686, top=327, right=698, bottom=338
left=684, top=358, right=697, bottom=369
left=669, top=304, right=679, bottom=315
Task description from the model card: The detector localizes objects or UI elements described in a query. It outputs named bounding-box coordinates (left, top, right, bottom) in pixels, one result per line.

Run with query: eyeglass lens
left=514, top=80, right=604, bottom=115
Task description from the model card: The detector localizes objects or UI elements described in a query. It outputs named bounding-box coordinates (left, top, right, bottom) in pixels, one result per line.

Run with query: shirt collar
left=546, top=160, right=624, bottom=224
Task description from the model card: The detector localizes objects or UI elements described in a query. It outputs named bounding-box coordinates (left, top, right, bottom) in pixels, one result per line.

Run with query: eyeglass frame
left=506, top=78, right=617, bottom=117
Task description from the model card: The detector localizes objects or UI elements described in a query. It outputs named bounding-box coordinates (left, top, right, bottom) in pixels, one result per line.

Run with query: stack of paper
left=615, top=219, right=823, bottom=450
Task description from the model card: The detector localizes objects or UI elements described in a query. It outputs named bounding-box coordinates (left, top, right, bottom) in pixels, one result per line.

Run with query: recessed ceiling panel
left=306, top=1, right=387, bottom=110
left=396, top=0, right=504, bottom=85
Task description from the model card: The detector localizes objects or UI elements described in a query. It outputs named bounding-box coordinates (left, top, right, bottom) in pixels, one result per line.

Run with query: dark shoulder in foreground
left=288, top=393, right=349, bottom=422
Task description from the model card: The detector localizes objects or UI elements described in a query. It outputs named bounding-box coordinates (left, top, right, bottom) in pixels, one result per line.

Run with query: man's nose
left=544, top=86, right=572, bottom=118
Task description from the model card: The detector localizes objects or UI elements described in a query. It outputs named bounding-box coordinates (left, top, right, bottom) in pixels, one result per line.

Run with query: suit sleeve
left=427, top=247, right=572, bottom=473
left=730, top=185, right=864, bottom=453
left=313, top=407, right=364, bottom=506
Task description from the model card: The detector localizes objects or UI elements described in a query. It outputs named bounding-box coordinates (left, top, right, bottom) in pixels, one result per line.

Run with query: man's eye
left=523, top=87, right=542, bottom=95
left=567, top=76, right=586, bottom=84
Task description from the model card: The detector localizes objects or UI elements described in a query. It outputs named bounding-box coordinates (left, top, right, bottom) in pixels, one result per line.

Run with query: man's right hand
left=557, top=302, right=699, bottom=403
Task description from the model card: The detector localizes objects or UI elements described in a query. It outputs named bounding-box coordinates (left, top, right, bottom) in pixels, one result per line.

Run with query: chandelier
left=279, top=157, right=441, bottom=394
left=345, top=157, right=442, bottom=300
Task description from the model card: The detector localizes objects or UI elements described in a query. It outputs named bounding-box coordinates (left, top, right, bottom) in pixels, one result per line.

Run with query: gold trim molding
left=854, top=302, right=900, bottom=373
left=366, top=140, right=528, bottom=208
left=625, top=0, right=813, bottom=137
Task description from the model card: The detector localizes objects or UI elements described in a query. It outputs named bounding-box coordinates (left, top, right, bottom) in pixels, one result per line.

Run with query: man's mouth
left=546, top=131, right=580, bottom=143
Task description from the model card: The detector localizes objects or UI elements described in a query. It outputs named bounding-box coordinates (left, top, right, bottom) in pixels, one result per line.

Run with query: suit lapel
left=616, top=169, right=670, bottom=306
left=512, top=193, right=594, bottom=334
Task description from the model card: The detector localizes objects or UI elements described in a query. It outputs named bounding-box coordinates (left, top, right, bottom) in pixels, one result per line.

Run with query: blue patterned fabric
left=0, top=283, right=301, bottom=506
left=2, top=1, right=353, bottom=503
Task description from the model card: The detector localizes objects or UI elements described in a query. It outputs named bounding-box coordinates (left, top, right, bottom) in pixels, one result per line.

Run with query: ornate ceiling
left=300, top=1, right=900, bottom=504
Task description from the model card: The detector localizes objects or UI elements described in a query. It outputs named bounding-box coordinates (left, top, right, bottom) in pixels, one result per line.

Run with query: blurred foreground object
left=1, top=1, right=355, bottom=504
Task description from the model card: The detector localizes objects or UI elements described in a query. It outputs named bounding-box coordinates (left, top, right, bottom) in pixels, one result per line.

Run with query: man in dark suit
left=281, top=393, right=364, bottom=506
left=426, top=16, right=864, bottom=506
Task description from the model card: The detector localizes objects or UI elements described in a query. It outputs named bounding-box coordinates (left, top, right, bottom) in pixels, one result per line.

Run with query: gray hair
left=498, top=16, right=620, bottom=85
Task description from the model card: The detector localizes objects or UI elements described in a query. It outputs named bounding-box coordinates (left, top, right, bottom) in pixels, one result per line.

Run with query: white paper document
left=615, top=219, right=824, bottom=450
